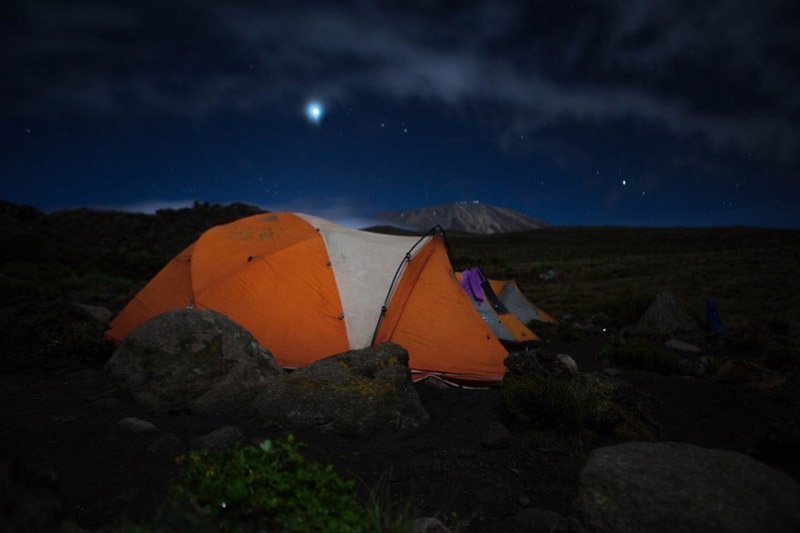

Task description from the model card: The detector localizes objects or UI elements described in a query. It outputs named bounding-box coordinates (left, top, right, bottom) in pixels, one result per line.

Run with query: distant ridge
left=374, top=202, right=548, bottom=234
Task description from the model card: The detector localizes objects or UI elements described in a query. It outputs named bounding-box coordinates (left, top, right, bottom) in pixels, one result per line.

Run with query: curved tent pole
left=370, top=225, right=447, bottom=346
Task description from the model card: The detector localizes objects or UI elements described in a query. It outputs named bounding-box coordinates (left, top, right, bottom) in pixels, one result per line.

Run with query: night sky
left=2, top=1, right=799, bottom=228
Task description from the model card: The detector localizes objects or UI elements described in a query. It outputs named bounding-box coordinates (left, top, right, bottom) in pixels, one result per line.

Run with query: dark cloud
left=4, top=0, right=799, bottom=166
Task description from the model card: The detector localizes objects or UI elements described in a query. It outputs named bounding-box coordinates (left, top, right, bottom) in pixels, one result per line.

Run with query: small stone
left=665, top=339, right=702, bottom=352
left=59, top=519, right=89, bottom=533
left=73, top=303, right=113, bottom=324
left=411, top=517, right=451, bottom=533
left=191, top=426, right=244, bottom=451
left=603, top=367, right=622, bottom=377
left=556, top=353, right=578, bottom=374
left=457, top=446, right=477, bottom=458
left=117, top=417, right=157, bottom=433
left=679, top=355, right=714, bottom=377
left=418, top=376, right=450, bottom=390
left=539, top=270, right=558, bottom=282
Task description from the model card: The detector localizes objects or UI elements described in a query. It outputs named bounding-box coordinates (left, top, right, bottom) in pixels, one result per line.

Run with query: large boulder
left=106, top=309, right=283, bottom=414
left=573, top=441, right=800, bottom=532
left=252, top=343, right=429, bottom=436
left=638, top=292, right=698, bottom=334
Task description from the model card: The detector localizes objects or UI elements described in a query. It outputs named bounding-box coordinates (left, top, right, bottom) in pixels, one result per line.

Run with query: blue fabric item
left=460, top=267, right=487, bottom=301
left=706, top=299, right=725, bottom=333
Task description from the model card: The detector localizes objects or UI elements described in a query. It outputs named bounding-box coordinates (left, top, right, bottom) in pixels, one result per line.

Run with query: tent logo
left=227, top=227, right=275, bottom=241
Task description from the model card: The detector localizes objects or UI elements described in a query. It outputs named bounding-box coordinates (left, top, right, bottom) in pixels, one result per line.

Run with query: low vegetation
left=0, top=301, right=114, bottom=372
left=722, top=325, right=800, bottom=370
left=502, top=374, right=601, bottom=433
left=449, top=226, right=800, bottom=334
left=160, top=435, right=370, bottom=532
left=599, top=338, right=681, bottom=374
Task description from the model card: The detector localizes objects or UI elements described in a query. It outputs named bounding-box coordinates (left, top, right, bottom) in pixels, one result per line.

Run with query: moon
left=305, top=101, right=324, bottom=124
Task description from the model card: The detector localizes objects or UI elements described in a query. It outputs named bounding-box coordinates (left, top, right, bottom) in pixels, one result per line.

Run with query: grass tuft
left=502, top=374, right=600, bottom=432
left=599, top=338, right=681, bottom=374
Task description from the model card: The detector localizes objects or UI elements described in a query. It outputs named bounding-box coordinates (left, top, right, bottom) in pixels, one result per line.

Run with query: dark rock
left=480, top=421, right=512, bottom=449
left=148, top=433, right=185, bottom=456
left=252, top=343, right=428, bottom=436
left=191, top=426, right=244, bottom=451
left=411, top=517, right=451, bottom=533
left=505, top=349, right=573, bottom=378
left=73, top=303, right=113, bottom=324
left=59, top=519, right=89, bottom=532
left=457, top=446, right=477, bottom=458
left=664, top=339, right=701, bottom=352
left=573, top=441, right=800, bottom=532
left=418, top=376, right=450, bottom=390
left=556, top=353, right=578, bottom=374
left=677, top=356, right=713, bottom=377
left=603, top=368, right=622, bottom=377
left=539, top=270, right=558, bottom=282
left=117, top=417, right=157, bottom=433
left=106, top=309, right=283, bottom=414
left=638, top=292, right=698, bottom=334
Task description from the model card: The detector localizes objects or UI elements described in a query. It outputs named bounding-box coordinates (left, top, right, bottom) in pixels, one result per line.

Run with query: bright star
left=622, top=179, right=627, bottom=186
left=305, top=101, right=324, bottom=124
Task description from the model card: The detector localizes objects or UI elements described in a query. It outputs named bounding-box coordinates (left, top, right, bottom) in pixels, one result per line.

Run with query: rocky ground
left=2, top=202, right=799, bottom=530
left=1, top=326, right=798, bottom=531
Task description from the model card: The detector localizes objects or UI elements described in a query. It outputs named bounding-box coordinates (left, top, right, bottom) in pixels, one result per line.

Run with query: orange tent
left=108, top=213, right=509, bottom=383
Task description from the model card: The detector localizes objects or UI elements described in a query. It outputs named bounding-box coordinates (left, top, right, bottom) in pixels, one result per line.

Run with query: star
left=305, top=101, right=324, bottom=124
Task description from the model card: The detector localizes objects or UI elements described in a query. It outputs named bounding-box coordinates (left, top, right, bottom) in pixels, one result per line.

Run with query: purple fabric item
left=460, top=267, right=487, bottom=301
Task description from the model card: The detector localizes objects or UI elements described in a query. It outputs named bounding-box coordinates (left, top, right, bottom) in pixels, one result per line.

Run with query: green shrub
left=502, top=374, right=600, bottom=432
left=162, top=435, right=370, bottom=532
left=599, top=338, right=680, bottom=374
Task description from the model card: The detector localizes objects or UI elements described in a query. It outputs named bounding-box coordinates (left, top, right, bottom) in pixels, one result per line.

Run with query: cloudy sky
left=2, top=0, right=798, bottom=227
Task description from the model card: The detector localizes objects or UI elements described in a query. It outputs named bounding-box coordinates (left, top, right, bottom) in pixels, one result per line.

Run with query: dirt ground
left=1, top=336, right=795, bottom=531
